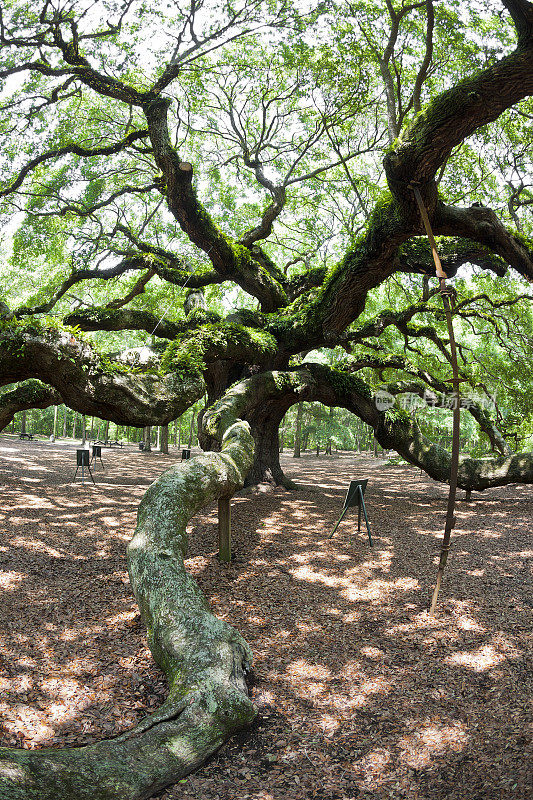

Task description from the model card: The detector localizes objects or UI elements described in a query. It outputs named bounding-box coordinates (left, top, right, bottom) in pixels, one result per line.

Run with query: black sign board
left=73, top=448, right=95, bottom=485
left=329, top=479, right=372, bottom=546
left=181, top=449, right=191, bottom=461
left=90, top=445, right=104, bottom=470
left=77, top=449, right=90, bottom=466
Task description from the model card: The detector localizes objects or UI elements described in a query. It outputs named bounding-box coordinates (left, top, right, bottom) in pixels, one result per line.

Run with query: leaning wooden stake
left=412, top=186, right=461, bottom=615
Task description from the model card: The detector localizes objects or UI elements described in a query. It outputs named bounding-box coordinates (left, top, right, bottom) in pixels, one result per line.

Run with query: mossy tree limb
left=211, top=366, right=533, bottom=491
left=0, top=381, right=62, bottom=432
left=377, top=379, right=513, bottom=457
left=0, top=406, right=255, bottom=800
left=143, top=98, right=287, bottom=313
left=384, top=15, right=533, bottom=197
left=0, top=325, right=205, bottom=429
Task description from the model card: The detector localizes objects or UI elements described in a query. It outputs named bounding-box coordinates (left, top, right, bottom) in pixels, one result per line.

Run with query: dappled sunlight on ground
left=0, top=436, right=178, bottom=748
left=0, top=440, right=531, bottom=798
left=178, top=451, right=532, bottom=799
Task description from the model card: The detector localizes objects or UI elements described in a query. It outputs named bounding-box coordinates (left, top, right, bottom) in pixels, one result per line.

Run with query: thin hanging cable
left=411, top=185, right=461, bottom=615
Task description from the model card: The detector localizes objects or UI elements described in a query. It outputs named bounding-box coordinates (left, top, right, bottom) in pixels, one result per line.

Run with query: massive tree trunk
left=244, top=389, right=298, bottom=488
left=245, top=414, right=289, bottom=487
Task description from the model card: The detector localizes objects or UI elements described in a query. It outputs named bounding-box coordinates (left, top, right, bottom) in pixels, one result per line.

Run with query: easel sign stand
left=90, top=444, right=104, bottom=470
left=329, top=479, right=373, bottom=546
left=73, top=449, right=96, bottom=486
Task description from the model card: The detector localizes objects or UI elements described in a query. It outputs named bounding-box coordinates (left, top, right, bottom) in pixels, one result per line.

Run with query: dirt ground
left=0, top=436, right=531, bottom=800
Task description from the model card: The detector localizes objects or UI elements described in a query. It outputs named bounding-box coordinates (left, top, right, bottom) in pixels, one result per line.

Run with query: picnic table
left=92, top=439, right=123, bottom=447
left=19, top=432, right=34, bottom=440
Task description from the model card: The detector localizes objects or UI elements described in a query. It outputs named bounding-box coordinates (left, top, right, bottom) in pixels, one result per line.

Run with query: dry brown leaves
left=0, top=438, right=531, bottom=800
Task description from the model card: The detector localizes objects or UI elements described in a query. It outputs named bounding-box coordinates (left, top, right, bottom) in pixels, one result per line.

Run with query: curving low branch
left=0, top=324, right=204, bottom=428
left=376, top=379, right=513, bottom=456
left=218, top=365, right=533, bottom=491
left=0, top=392, right=256, bottom=800
left=0, top=381, right=62, bottom=432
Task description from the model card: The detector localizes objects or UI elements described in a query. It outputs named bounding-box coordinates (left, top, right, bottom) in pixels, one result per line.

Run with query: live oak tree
left=0, top=1, right=532, bottom=797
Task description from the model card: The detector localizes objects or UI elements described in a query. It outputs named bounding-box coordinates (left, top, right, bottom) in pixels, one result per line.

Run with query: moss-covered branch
left=0, top=381, right=62, bottom=432
left=0, top=403, right=255, bottom=799
left=216, top=365, right=533, bottom=491
left=63, top=306, right=193, bottom=340
left=395, top=237, right=510, bottom=279
left=144, top=98, right=288, bottom=313
left=378, top=379, right=513, bottom=456
left=0, top=321, right=204, bottom=427
left=435, top=204, right=533, bottom=282
left=384, top=15, right=533, bottom=192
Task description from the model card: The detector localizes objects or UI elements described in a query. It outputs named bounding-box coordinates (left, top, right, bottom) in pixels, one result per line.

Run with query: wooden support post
left=218, top=497, right=231, bottom=563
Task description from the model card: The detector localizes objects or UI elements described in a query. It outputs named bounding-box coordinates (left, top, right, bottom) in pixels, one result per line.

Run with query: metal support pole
left=328, top=506, right=349, bottom=539
left=359, top=486, right=373, bottom=547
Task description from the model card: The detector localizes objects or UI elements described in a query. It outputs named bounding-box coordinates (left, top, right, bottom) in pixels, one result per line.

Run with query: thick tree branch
left=379, top=379, right=513, bottom=456
left=384, top=15, right=533, bottom=196
left=502, top=0, right=533, bottom=47
left=106, top=269, right=156, bottom=309
left=143, top=98, right=287, bottom=312
left=225, top=365, right=533, bottom=490
left=412, top=1, right=435, bottom=115
left=395, top=236, right=511, bottom=278
left=63, top=307, right=198, bottom=340
left=14, top=258, right=151, bottom=317
left=0, top=381, right=62, bottom=433
left=435, top=204, right=533, bottom=281
left=0, top=323, right=204, bottom=427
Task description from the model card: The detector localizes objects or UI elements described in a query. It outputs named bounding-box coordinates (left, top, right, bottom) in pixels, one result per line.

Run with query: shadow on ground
left=0, top=439, right=531, bottom=799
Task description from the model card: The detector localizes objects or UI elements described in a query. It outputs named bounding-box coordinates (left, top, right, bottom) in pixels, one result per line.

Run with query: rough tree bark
left=0, top=382, right=61, bottom=433
left=0, top=389, right=256, bottom=800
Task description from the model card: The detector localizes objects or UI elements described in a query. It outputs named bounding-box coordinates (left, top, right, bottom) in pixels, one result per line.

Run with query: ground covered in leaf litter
left=0, top=436, right=531, bottom=800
